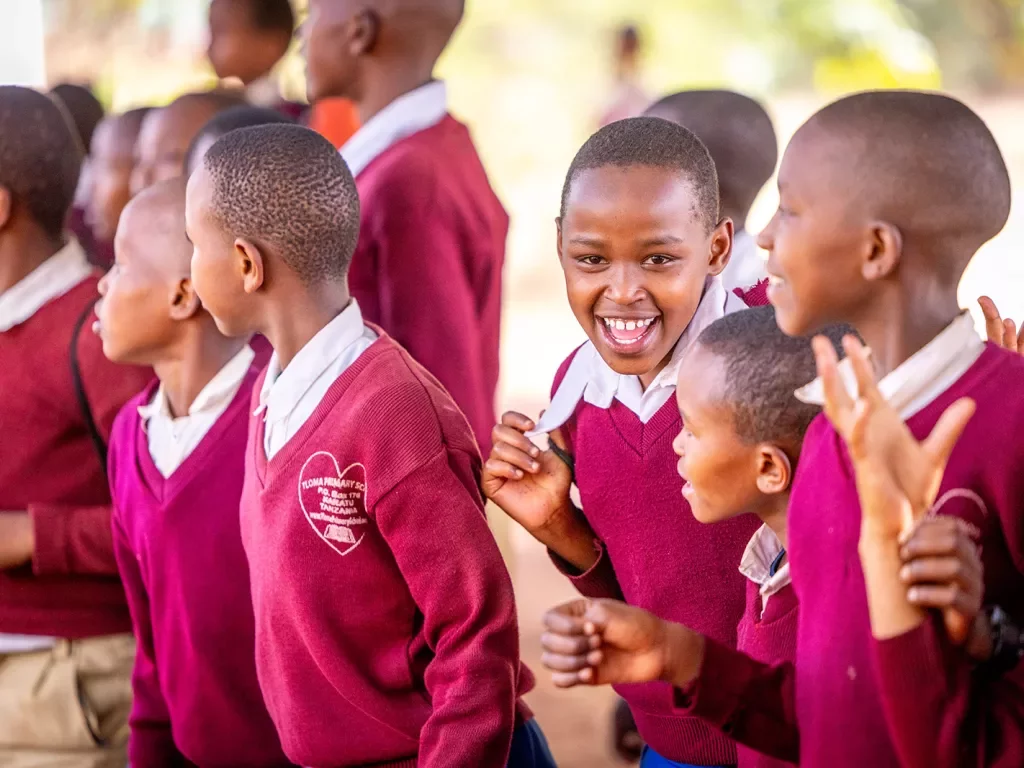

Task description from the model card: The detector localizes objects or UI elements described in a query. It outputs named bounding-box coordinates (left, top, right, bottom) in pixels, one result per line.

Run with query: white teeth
left=625, top=321, right=636, bottom=331
left=768, top=275, right=783, bottom=287
left=615, top=320, right=626, bottom=330
left=601, top=317, right=656, bottom=330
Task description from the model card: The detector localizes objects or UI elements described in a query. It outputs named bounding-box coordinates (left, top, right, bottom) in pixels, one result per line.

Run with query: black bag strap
left=70, top=302, right=107, bottom=473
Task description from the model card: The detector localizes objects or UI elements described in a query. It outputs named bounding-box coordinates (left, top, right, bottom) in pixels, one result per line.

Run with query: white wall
left=0, top=0, right=45, bottom=87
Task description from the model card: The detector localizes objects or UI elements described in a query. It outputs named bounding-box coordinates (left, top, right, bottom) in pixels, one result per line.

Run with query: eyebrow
left=638, top=234, right=686, bottom=247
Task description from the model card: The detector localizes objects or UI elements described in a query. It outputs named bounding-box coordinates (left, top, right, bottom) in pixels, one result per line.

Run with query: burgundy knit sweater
left=677, top=343, right=1024, bottom=768
left=109, top=372, right=289, bottom=768
left=349, top=115, right=507, bottom=456
left=0, top=275, right=151, bottom=637
left=240, top=331, right=533, bottom=768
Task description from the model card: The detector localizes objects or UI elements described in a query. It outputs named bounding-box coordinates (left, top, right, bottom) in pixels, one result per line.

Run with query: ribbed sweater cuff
left=547, top=539, right=624, bottom=600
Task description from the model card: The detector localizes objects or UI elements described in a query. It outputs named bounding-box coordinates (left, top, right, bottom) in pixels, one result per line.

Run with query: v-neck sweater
left=108, top=368, right=289, bottom=768
left=240, top=331, right=532, bottom=768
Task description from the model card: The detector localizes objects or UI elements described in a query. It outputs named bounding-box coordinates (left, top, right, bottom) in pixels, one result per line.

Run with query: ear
left=0, top=187, right=12, bottom=230
left=862, top=221, right=902, bottom=282
left=169, top=277, right=202, bottom=321
left=754, top=444, right=792, bottom=496
left=555, top=217, right=564, bottom=261
left=234, top=238, right=266, bottom=295
left=707, top=218, right=734, bottom=277
left=350, top=8, right=380, bottom=56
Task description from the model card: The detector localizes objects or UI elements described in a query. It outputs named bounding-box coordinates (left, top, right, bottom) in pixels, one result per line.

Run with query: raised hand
left=979, top=296, right=1024, bottom=354
left=540, top=599, right=703, bottom=689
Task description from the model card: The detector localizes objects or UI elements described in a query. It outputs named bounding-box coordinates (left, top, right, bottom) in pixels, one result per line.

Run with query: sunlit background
left=8, top=1, right=1024, bottom=763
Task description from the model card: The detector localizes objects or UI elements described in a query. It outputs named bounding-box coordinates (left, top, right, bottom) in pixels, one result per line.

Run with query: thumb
left=979, top=296, right=1004, bottom=345
left=549, top=426, right=569, bottom=453
left=943, top=608, right=970, bottom=646
left=922, top=398, right=975, bottom=472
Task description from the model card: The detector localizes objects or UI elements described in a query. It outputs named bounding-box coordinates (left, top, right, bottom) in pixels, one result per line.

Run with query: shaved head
left=797, top=90, right=1010, bottom=273
left=119, top=178, right=191, bottom=277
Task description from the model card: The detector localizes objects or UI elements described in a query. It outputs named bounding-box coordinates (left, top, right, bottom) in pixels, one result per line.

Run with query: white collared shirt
left=0, top=239, right=94, bottom=332
left=139, top=345, right=255, bottom=478
left=720, top=230, right=767, bottom=294
left=739, top=524, right=792, bottom=612
left=531, top=277, right=748, bottom=435
left=257, top=301, right=377, bottom=460
left=340, top=81, right=448, bottom=177
left=796, top=312, right=985, bottom=420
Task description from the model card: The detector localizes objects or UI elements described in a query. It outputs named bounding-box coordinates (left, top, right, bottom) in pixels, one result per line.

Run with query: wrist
left=539, top=505, right=599, bottom=571
left=659, top=621, right=704, bottom=688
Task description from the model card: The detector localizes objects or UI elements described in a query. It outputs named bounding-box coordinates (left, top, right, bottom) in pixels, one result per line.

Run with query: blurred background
left=7, top=0, right=1024, bottom=763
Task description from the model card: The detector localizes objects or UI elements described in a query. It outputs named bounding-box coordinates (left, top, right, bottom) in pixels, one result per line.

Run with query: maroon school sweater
left=735, top=580, right=798, bottom=768
left=0, top=275, right=151, bottom=637
left=348, top=115, right=507, bottom=456
left=240, top=331, right=533, bottom=768
left=109, top=372, right=289, bottom=768
left=678, top=343, right=1024, bottom=768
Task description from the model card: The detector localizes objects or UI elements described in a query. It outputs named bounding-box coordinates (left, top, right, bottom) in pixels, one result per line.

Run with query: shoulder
left=107, top=385, right=152, bottom=484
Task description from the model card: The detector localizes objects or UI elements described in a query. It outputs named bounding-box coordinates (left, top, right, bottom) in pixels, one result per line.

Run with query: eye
left=576, top=255, right=606, bottom=267
left=645, top=254, right=675, bottom=266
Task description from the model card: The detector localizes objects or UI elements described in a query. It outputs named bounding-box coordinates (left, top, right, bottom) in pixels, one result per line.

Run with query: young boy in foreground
left=185, top=123, right=552, bottom=768
left=96, top=179, right=288, bottom=768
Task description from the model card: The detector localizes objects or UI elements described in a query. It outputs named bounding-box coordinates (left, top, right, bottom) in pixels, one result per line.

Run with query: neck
left=261, top=284, right=352, bottom=369
left=759, top=494, right=789, bottom=549
left=0, top=232, right=66, bottom=294
left=848, top=281, right=961, bottom=378
left=153, top=324, right=248, bottom=419
left=355, top=68, right=434, bottom=124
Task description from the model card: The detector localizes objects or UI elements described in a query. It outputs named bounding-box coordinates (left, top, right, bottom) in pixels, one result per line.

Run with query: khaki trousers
left=0, top=634, right=134, bottom=768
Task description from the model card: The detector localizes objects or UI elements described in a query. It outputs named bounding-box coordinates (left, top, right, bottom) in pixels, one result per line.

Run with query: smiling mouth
left=597, top=315, right=660, bottom=353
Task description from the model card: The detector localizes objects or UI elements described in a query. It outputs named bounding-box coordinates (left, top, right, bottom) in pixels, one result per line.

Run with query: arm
left=371, top=180, right=494, bottom=453
left=375, top=450, right=521, bottom=768
left=29, top=318, right=151, bottom=576
left=112, top=513, right=183, bottom=768
left=539, top=598, right=799, bottom=760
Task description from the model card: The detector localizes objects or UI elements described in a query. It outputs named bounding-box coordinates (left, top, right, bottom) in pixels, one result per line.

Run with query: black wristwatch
left=982, top=606, right=1023, bottom=676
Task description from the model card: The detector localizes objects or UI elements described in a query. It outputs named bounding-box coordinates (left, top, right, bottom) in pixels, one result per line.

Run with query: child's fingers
left=943, top=609, right=971, bottom=646
left=921, top=398, right=975, bottom=472
left=899, top=555, right=978, bottom=588
left=491, top=441, right=542, bottom=474
left=550, top=668, right=594, bottom=688
left=1017, top=323, right=1024, bottom=355
left=1004, top=318, right=1018, bottom=351
left=542, top=600, right=591, bottom=635
left=844, top=335, right=881, bottom=406
left=979, top=296, right=1004, bottom=344
left=813, top=336, right=853, bottom=423
left=492, top=425, right=541, bottom=459
left=907, top=584, right=977, bottom=614
left=541, top=650, right=594, bottom=673
left=499, top=411, right=536, bottom=432
left=899, top=518, right=979, bottom=563
left=540, top=631, right=600, bottom=656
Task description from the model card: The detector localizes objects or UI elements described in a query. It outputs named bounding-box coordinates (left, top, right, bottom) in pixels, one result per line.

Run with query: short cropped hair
left=696, top=306, right=854, bottom=453
left=560, top=116, right=719, bottom=231
left=241, top=0, right=295, bottom=33
left=202, top=123, right=360, bottom=283
left=49, top=83, right=105, bottom=154
left=184, top=105, right=294, bottom=174
left=0, top=86, right=81, bottom=237
left=808, top=91, right=1010, bottom=271
left=646, top=90, right=777, bottom=221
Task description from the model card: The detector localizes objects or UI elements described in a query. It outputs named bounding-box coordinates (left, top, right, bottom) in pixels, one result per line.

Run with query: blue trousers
left=507, top=719, right=557, bottom=767
left=639, top=745, right=730, bottom=768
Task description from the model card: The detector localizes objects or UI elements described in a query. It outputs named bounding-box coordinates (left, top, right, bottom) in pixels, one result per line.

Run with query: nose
left=97, top=270, right=110, bottom=296
left=672, top=429, right=685, bottom=459
left=603, top=263, right=645, bottom=305
left=756, top=211, right=777, bottom=251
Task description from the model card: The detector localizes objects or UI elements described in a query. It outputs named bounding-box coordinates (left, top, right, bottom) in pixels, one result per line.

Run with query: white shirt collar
left=739, top=523, right=791, bottom=611
left=0, top=238, right=94, bottom=332
left=139, top=345, right=255, bottom=424
left=340, top=81, right=448, bottom=177
left=531, top=276, right=747, bottom=435
left=796, top=312, right=984, bottom=420
left=719, top=230, right=767, bottom=293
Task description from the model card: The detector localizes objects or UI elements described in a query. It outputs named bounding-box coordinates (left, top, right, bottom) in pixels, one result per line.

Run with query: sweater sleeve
left=28, top=315, right=151, bottom=577
left=368, top=179, right=493, bottom=455
left=673, top=637, right=800, bottom=762
left=547, top=541, right=626, bottom=601
left=374, top=449, right=519, bottom=768
left=112, top=513, right=183, bottom=768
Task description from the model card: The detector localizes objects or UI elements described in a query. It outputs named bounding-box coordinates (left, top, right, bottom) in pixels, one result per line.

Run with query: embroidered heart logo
left=297, top=452, right=369, bottom=557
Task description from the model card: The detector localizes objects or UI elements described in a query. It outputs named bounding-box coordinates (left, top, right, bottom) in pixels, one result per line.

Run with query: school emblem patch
left=298, top=452, right=369, bottom=556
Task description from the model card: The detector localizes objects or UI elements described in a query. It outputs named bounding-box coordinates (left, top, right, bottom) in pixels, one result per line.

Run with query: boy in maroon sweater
left=645, top=90, right=776, bottom=294
left=185, top=123, right=552, bottom=768
left=302, top=0, right=505, bottom=455
left=84, top=108, right=151, bottom=266
left=0, top=85, right=151, bottom=766
left=485, top=116, right=767, bottom=767
left=131, top=90, right=244, bottom=195
left=95, top=179, right=288, bottom=768
left=547, top=92, right=1024, bottom=768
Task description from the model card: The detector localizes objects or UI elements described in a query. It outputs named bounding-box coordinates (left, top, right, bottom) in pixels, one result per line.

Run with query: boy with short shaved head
left=97, top=179, right=287, bottom=768
left=186, top=123, right=551, bottom=768
left=303, top=0, right=506, bottom=456
left=0, top=85, right=151, bottom=766
left=131, top=90, right=245, bottom=194
left=646, top=90, right=777, bottom=292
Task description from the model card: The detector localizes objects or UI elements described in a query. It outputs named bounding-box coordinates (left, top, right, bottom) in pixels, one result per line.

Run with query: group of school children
left=1, top=1, right=1023, bottom=768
